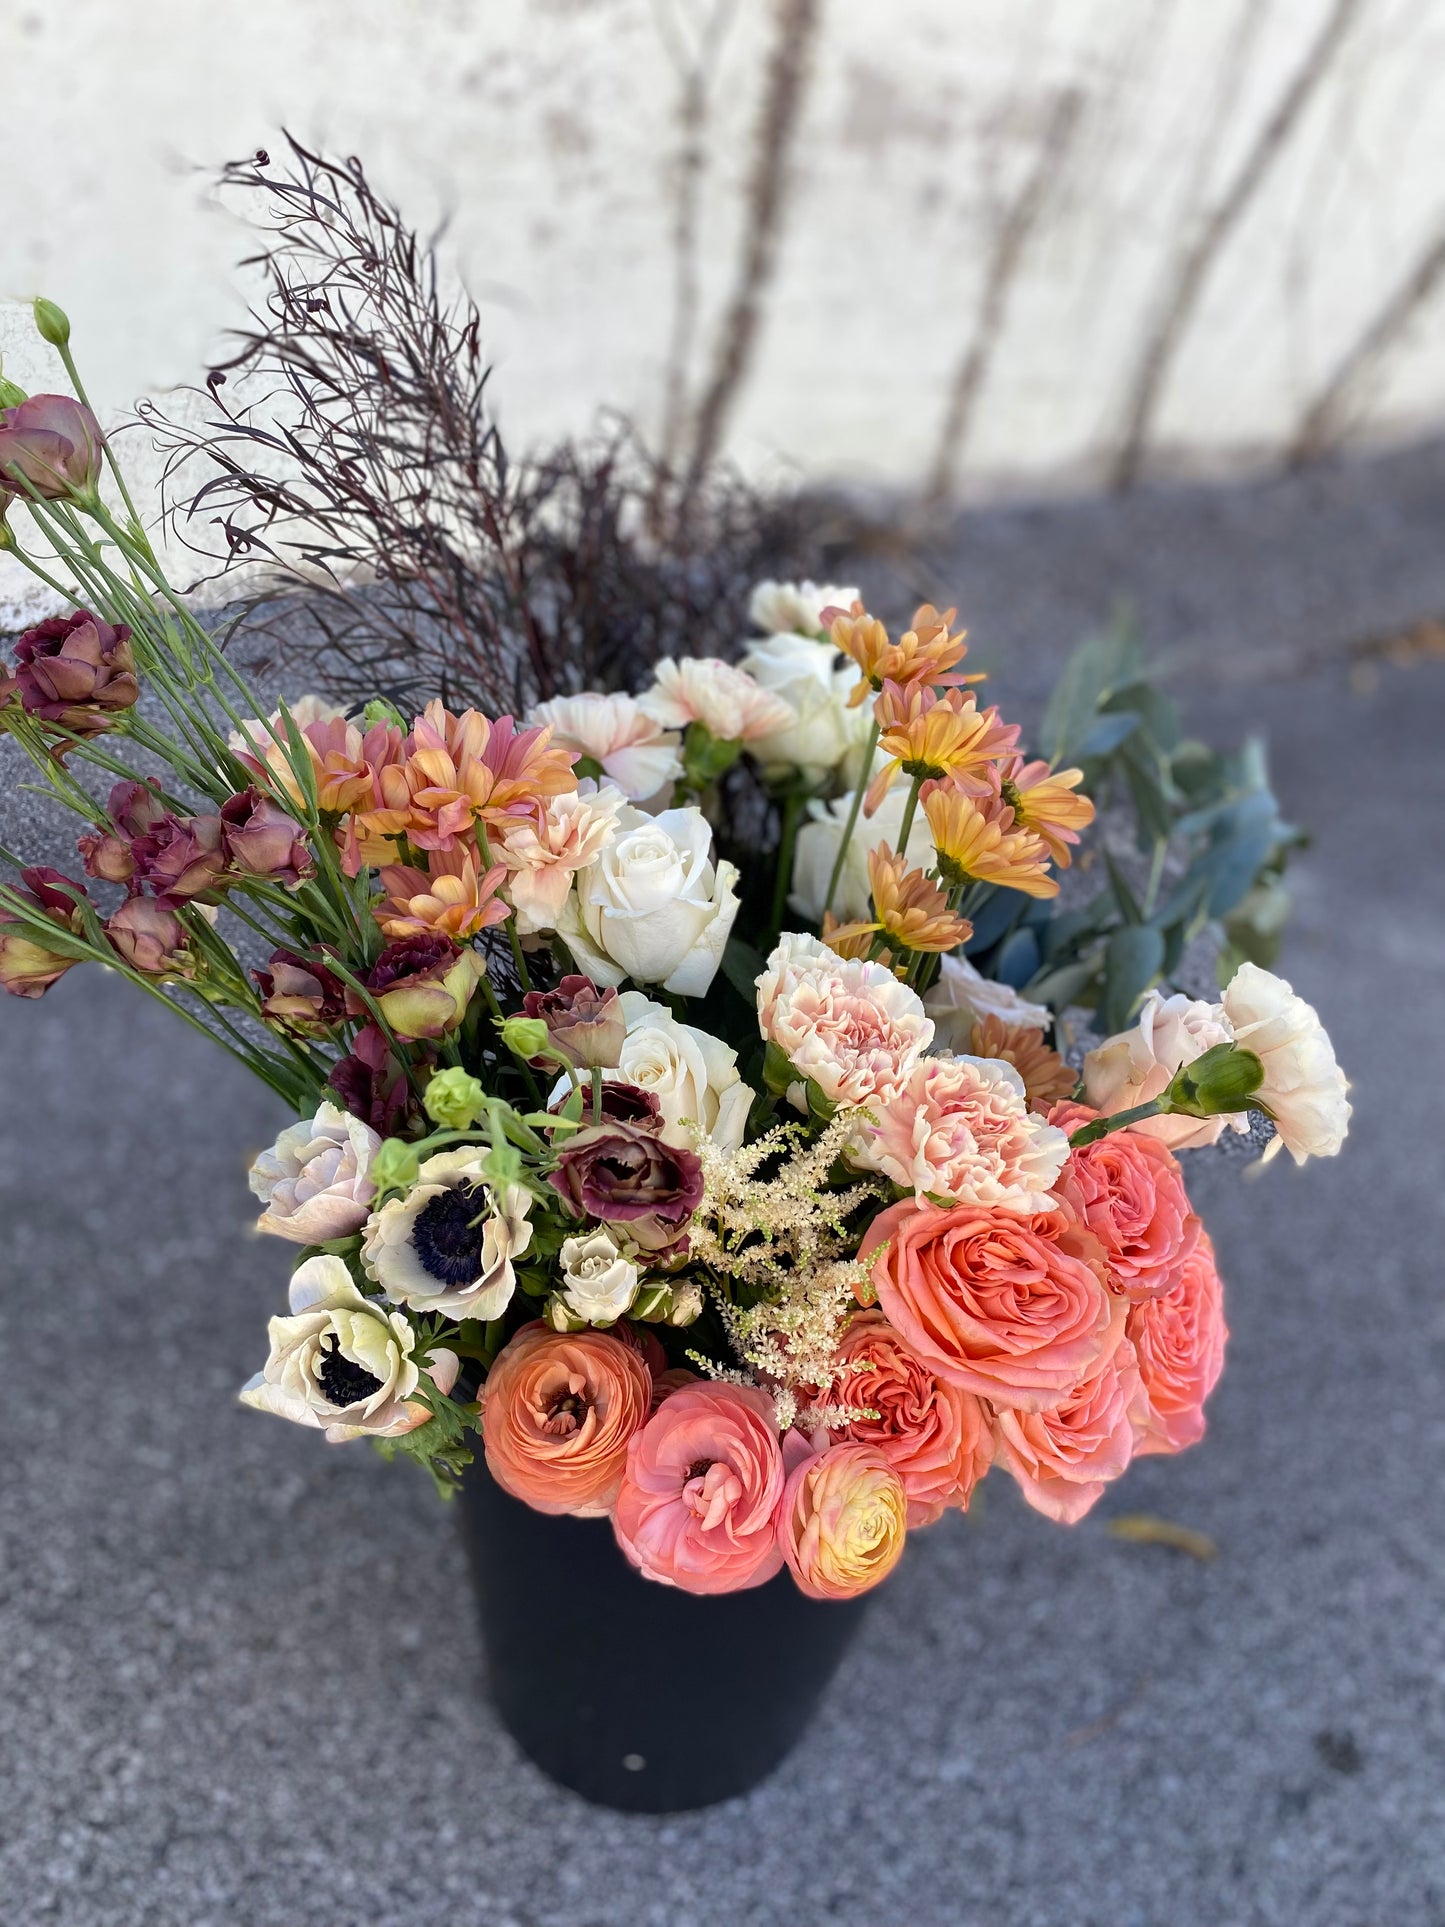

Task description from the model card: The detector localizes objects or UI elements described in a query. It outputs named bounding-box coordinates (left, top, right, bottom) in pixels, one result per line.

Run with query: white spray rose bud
left=248, top=1101, right=381, bottom=1244
left=558, top=1229, right=640, bottom=1324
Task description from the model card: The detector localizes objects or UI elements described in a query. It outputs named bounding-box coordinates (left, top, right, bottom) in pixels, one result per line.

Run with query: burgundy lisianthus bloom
left=219, top=786, right=313, bottom=887
left=253, top=946, right=347, bottom=1037
left=0, top=611, right=137, bottom=742
left=350, top=933, right=483, bottom=1041
left=77, top=779, right=226, bottom=902
left=327, top=1022, right=420, bottom=1137
left=106, top=895, right=192, bottom=977
left=76, top=779, right=169, bottom=885
left=549, top=1080, right=663, bottom=1129
left=523, top=974, right=625, bottom=1070
left=0, top=394, right=103, bottom=502
left=0, top=866, right=90, bottom=998
left=550, top=1115, right=704, bottom=1254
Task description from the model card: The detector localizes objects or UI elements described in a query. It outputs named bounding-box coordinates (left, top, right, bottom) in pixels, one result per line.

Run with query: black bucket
left=458, top=1465, right=870, bottom=1812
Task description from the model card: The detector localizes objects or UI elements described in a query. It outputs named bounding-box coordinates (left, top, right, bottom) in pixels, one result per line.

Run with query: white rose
left=551, top=988, right=753, bottom=1150
left=790, top=781, right=937, bottom=924
left=1084, top=990, right=1248, bottom=1151
left=640, top=657, right=794, bottom=745
left=361, top=1150, right=533, bottom=1320
left=528, top=692, right=683, bottom=803
left=740, top=630, right=870, bottom=780
left=248, top=1101, right=381, bottom=1244
left=238, top=1255, right=459, bottom=1443
left=748, top=579, right=860, bottom=638
left=499, top=781, right=625, bottom=936
left=558, top=804, right=740, bottom=996
left=1221, top=962, right=1350, bottom=1164
left=558, top=1229, right=640, bottom=1324
left=923, top=953, right=1052, bottom=1051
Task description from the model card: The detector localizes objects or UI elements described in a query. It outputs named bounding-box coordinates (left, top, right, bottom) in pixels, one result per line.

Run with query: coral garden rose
left=239, top=1255, right=458, bottom=1443
left=825, top=1309, right=992, bottom=1525
left=1049, top=1100, right=1201, bottom=1303
left=1220, top=962, right=1350, bottom=1164
left=361, top=1150, right=532, bottom=1322
left=922, top=950, right=1052, bottom=1049
left=482, top=1323, right=652, bottom=1517
left=528, top=692, right=682, bottom=802
left=612, top=1380, right=789, bottom=1593
left=862, top=1198, right=1124, bottom=1412
left=249, top=1099, right=383, bottom=1244
left=553, top=990, right=752, bottom=1153
left=757, top=932, right=933, bottom=1111
left=1084, top=990, right=1247, bottom=1151
left=549, top=1108, right=704, bottom=1253
left=778, top=1440, right=909, bottom=1600
left=1128, top=1228, right=1228, bottom=1457
left=640, top=655, right=795, bottom=744
left=559, top=803, right=740, bottom=997
left=991, top=1339, right=1144, bottom=1523
left=855, top=1053, right=1068, bottom=1214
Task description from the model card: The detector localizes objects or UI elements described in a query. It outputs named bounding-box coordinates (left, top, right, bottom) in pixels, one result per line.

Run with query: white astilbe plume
left=687, top=1112, right=886, bottom=1428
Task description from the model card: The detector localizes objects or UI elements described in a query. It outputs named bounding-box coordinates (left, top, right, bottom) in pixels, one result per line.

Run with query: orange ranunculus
left=861, top=1198, right=1124, bottom=1413
left=824, top=1308, right=992, bottom=1525
left=481, top=1323, right=651, bottom=1517
left=777, top=1440, right=908, bottom=1599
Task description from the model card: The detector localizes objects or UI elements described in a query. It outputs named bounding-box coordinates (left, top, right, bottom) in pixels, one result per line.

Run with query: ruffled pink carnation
left=862, top=1198, right=1124, bottom=1412
left=992, top=1338, right=1145, bottom=1523
left=612, top=1381, right=788, bottom=1594
left=824, top=1309, right=992, bottom=1525
left=1128, top=1228, right=1228, bottom=1456
left=757, top=932, right=932, bottom=1111
left=1050, top=1099, right=1201, bottom=1302
left=856, top=1054, right=1068, bottom=1212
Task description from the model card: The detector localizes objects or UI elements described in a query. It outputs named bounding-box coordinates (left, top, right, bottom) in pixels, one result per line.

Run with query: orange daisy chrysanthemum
left=996, top=755, right=1095, bottom=869
left=353, top=701, right=577, bottom=855
left=922, top=783, right=1058, bottom=899
left=829, top=846, right=973, bottom=955
left=821, top=910, right=901, bottom=974
left=864, top=684, right=1019, bottom=815
left=375, top=845, right=510, bottom=941
left=829, top=600, right=976, bottom=706
left=970, top=1012, right=1077, bottom=1110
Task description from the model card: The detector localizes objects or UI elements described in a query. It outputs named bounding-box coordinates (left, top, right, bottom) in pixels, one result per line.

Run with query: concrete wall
left=4, top=0, right=1445, bottom=618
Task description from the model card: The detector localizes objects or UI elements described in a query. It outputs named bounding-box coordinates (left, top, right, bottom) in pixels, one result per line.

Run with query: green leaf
left=721, top=936, right=766, bottom=1004
left=1100, top=923, right=1164, bottom=1034
left=1104, top=850, right=1144, bottom=925
left=1039, top=613, right=1138, bottom=767
left=1024, top=957, right=1100, bottom=1011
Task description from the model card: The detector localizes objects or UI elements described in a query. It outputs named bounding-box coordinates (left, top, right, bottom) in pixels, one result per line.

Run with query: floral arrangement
left=0, top=272, right=1350, bottom=1602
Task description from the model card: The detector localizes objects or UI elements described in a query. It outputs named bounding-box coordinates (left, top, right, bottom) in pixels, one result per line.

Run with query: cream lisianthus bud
left=238, top=1255, right=459, bottom=1443
left=558, top=804, right=740, bottom=996
left=558, top=1229, right=640, bottom=1325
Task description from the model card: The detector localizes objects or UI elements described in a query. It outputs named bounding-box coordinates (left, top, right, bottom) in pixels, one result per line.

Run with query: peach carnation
left=991, top=1338, right=1144, bottom=1523
left=640, top=656, right=795, bottom=744
left=1050, top=1099, right=1201, bottom=1303
left=757, top=932, right=932, bottom=1111
left=862, top=1198, right=1124, bottom=1412
left=778, top=1440, right=908, bottom=1600
left=1128, top=1228, right=1228, bottom=1456
left=854, top=1053, right=1068, bottom=1213
left=612, top=1381, right=788, bottom=1594
left=482, top=1323, right=651, bottom=1518
left=824, top=1308, right=992, bottom=1524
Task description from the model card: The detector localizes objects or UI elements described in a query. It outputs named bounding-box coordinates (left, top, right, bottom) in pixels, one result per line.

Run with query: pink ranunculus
left=757, top=931, right=933, bottom=1112
left=991, top=1338, right=1145, bottom=1523
left=824, top=1308, right=992, bottom=1525
left=612, top=1381, right=788, bottom=1593
left=1128, top=1228, right=1228, bottom=1457
left=778, top=1439, right=908, bottom=1599
left=854, top=1053, right=1068, bottom=1212
left=861, top=1198, right=1124, bottom=1413
left=483, top=1323, right=653, bottom=1518
left=1050, top=1099, right=1201, bottom=1303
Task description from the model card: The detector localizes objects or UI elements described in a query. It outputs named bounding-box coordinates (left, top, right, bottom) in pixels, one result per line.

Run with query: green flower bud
left=0, top=361, right=27, bottom=410
left=500, top=1014, right=551, bottom=1061
left=483, top=1141, right=524, bottom=1186
left=682, top=720, right=743, bottom=789
left=371, top=1137, right=422, bottom=1193
left=33, top=298, right=71, bottom=348
left=631, top=1282, right=673, bottom=1323
left=666, top=1281, right=704, bottom=1327
left=1165, top=1042, right=1266, bottom=1119
left=360, top=696, right=408, bottom=730
left=423, top=1066, right=486, bottom=1130
left=544, top=1292, right=588, bottom=1333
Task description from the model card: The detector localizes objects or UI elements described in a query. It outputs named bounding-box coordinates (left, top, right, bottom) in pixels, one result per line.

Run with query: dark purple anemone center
left=315, top=1337, right=383, bottom=1408
left=411, top=1180, right=488, bottom=1285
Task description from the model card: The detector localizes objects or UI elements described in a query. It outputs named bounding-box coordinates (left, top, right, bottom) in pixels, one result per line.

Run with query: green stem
left=769, top=788, right=805, bottom=935
left=894, top=771, right=924, bottom=856
left=56, top=341, right=150, bottom=543
left=1068, top=1098, right=1165, bottom=1147
left=591, top=1065, right=603, bottom=1122
left=820, top=717, right=880, bottom=925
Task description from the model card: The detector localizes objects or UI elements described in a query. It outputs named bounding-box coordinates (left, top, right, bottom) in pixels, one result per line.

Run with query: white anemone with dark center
left=361, top=1148, right=533, bottom=1320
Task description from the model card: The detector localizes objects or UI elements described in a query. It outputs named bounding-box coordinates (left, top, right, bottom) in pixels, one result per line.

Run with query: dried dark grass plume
left=142, top=136, right=808, bottom=713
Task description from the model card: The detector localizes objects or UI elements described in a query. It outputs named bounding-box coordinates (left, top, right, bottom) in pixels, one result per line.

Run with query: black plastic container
left=458, top=1465, right=869, bottom=1812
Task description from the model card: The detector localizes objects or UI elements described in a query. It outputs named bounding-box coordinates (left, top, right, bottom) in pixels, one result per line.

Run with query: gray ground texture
left=2, top=445, right=1444, bottom=1927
